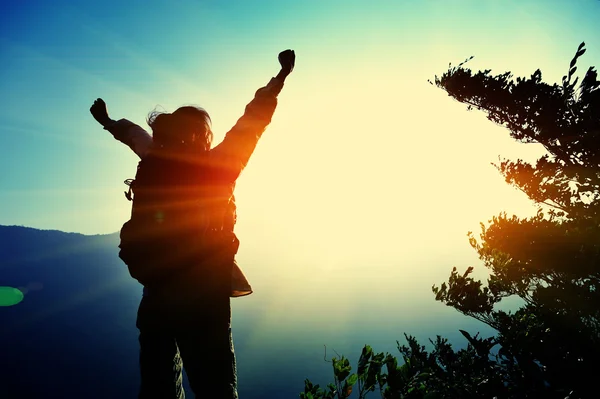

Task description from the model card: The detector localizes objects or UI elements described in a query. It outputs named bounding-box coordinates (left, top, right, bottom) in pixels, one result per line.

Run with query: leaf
left=338, top=368, right=351, bottom=382
left=342, top=380, right=353, bottom=398
left=417, top=372, right=431, bottom=380
left=347, top=373, right=358, bottom=386
left=459, top=329, right=474, bottom=344
left=570, top=76, right=579, bottom=88
left=569, top=66, right=577, bottom=77
left=357, top=345, right=373, bottom=377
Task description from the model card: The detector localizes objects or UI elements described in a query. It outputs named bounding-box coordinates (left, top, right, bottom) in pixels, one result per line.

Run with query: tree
left=431, top=42, right=600, bottom=398
left=300, top=334, right=508, bottom=399
left=300, top=43, right=600, bottom=399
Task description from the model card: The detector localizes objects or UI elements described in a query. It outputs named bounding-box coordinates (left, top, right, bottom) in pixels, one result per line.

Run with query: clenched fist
left=90, top=98, right=113, bottom=127
left=278, top=49, right=295, bottom=78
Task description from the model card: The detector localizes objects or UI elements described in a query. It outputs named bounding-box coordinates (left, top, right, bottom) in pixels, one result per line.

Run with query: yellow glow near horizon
left=217, top=65, right=548, bottom=327
left=91, top=35, right=552, bottom=326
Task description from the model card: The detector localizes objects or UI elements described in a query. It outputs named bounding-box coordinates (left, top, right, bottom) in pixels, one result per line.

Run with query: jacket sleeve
left=210, top=77, right=284, bottom=180
left=103, top=119, right=153, bottom=159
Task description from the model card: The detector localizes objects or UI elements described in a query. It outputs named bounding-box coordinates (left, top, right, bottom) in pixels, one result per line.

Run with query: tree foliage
left=301, top=43, right=600, bottom=398
left=430, top=42, right=600, bottom=398
left=300, top=334, right=506, bottom=399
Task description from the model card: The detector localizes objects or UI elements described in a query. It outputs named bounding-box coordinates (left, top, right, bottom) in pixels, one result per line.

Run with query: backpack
left=118, top=151, right=239, bottom=287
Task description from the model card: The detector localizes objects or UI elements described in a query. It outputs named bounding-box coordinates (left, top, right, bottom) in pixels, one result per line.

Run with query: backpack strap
left=124, top=179, right=135, bottom=201
left=123, top=161, right=142, bottom=201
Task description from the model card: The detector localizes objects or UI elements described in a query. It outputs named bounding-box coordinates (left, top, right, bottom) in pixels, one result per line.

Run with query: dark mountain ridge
left=1, top=225, right=142, bottom=398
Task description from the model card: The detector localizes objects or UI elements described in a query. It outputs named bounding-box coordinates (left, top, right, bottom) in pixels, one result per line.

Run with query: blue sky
left=2, top=0, right=599, bottom=235
left=2, top=0, right=600, bottom=296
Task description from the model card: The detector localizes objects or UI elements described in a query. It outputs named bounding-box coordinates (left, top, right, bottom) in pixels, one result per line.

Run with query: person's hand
left=278, top=49, right=295, bottom=77
left=90, top=98, right=113, bottom=126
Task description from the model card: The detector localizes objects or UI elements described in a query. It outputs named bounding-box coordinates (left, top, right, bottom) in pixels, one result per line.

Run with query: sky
left=2, top=0, right=600, bottom=394
left=1, top=0, right=598, bottom=237
left=2, top=0, right=598, bottom=251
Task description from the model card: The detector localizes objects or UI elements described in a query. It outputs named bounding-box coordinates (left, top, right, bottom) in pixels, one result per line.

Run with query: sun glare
left=221, top=66, right=546, bottom=323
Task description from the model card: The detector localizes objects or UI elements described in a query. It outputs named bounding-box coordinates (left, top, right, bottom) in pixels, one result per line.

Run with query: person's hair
left=147, top=106, right=213, bottom=151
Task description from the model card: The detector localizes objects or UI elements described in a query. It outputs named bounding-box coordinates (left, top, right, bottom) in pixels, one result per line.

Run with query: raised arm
left=210, top=50, right=295, bottom=180
left=90, top=98, right=153, bottom=159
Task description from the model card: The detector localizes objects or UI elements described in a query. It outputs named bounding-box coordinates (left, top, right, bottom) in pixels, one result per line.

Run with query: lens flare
left=0, top=286, right=25, bottom=306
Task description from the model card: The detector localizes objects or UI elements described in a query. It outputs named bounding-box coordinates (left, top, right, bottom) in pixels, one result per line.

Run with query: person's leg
left=137, top=295, right=186, bottom=399
left=176, top=296, right=237, bottom=399
left=138, top=332, right=185, bottom=399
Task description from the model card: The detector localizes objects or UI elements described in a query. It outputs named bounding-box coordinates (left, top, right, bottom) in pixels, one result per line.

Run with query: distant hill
left=0, top=225, right=311, bottom=399
left=0, top=225, right=492, bottom=399
left=0, top=225, right=143, bottom=398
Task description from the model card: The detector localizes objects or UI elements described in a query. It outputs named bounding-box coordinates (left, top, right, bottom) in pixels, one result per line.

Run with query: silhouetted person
left=90, top=50, right=295, bottom=398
